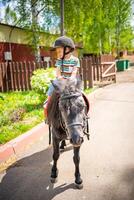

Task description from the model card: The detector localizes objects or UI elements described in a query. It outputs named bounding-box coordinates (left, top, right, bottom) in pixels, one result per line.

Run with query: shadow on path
left=0, top=145, right=75, bottom=200
left=102, top=166, right=134, bottom=200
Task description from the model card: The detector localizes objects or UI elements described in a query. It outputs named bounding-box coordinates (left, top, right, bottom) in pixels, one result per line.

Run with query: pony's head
left=51, top=78, right=86, bottom=146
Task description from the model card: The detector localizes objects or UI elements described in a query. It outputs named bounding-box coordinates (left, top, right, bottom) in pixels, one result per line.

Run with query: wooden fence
left=0, top=61, right=54, bottom=92
left=0, top=57, right=116, bottom=92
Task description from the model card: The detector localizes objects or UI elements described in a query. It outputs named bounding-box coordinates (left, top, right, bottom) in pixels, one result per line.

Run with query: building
left=0, top=23, right=58, bottom=62
left=0, top=23, right=82, bottom=63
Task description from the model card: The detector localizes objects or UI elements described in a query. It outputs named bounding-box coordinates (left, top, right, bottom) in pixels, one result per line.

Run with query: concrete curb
left=0, top=122, right=48, bottom=172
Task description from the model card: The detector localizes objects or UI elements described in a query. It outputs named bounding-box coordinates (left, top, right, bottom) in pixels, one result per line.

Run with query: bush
left=31, top=68, right=55, bottom=97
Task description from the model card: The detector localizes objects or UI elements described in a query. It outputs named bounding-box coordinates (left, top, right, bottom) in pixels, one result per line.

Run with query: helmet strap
left=61, top=46, right=73, bottom=72
left=61, top=46, right=66, bottom=72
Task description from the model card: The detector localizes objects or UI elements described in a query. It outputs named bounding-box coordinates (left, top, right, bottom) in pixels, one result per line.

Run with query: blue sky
left=130, top=3, right=134, bottom=26
left=0, top=2, right=4, bottom=20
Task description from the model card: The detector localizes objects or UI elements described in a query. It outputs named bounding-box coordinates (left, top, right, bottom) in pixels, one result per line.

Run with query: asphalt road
left=0, top=74, right=134, bottom=200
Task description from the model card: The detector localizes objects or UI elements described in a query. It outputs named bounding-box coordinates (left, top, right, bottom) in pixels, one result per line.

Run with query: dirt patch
left=10, top=108, right=26, bottom=122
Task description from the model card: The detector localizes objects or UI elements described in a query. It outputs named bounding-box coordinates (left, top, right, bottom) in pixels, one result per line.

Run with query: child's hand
left=57, top=76, right=64, bottom=80
left=69, top=77, right=77, bottom=84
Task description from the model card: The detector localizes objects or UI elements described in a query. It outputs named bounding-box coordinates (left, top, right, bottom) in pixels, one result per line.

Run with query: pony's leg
left=51, top=136, right=60, bottom=183
left=73, top=146, right=83, bottom=189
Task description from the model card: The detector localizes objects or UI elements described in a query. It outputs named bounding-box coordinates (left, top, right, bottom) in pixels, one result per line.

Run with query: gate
left=80, top=58, right=116, bottom=89
left=101, top=62, right=116, bottom=82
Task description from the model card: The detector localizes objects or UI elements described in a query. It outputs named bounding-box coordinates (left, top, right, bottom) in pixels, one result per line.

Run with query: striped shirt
left=55, top=55, right=80, bottom=78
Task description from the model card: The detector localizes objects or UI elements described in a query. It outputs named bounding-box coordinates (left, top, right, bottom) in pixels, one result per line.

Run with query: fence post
left=4, top=62, right=8, bottom=91
left=0, top=63, right=4, bottom=92
left=0, top=63, right=5, bottom=92
left=23, top=61, right=27, bottom=90
left=20, top=62, right=24, bottom=91
left=9, top=62, right=14, bottom=91
left=44, top=61, right=48, bottom=69
left=16, top=62, right=20, bottom=90
left=27, top=62, right=31, bottom=90
left=79, top=59, right=83, bottom=80
left=82, top=58, right=87, bottom=89
left=88, top=58, right=94, bottom=88
left=114, top=63, right=117, bottom=83
left=6, top=61, right=12, bottom=91
left=100, top=63, right=103, bottom=82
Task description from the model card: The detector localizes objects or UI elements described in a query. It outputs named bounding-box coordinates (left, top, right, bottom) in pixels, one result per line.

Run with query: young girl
left=44, top=36, right=80, bottom=117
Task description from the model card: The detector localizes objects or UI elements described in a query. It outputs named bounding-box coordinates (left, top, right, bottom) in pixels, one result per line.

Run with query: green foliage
left=1, top=0, right=134, bottom=54
left=1, top=0, right=59, bottom=59
left=4, top=5, right=18, bottom=24
left=61, top=0, right=134, bottom=54
left=0, top=91, right=44, bottom=144
left=30, top=67, right=55, bottom=97
left=84, top=87, right=96, bottom=94
left=51, top=0, right=134, bottom=54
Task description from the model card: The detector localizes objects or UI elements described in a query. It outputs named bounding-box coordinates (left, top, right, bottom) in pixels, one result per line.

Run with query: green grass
left=84, top=87, right=96, bottom=94
left=0, top=91, right=45, bottom=144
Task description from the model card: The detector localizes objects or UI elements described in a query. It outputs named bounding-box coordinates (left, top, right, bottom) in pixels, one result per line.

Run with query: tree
left=3, top=5, right=18, bottom=24
left=1, top=0, right=134, bottom=54
left=1, top=0, right=59, bottom=60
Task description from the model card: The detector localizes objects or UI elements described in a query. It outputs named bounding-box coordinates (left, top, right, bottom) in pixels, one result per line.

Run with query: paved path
left=0, top=69, right=134, bottom=200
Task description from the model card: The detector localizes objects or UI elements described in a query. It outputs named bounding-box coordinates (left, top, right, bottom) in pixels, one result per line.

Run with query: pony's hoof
left=75, top=182, right=83, bottom=189
left=50, top=177, right=58, bottom=183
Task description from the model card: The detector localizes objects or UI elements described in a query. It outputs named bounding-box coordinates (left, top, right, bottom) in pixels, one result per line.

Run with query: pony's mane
left=47, top=92, right=60, bottom=127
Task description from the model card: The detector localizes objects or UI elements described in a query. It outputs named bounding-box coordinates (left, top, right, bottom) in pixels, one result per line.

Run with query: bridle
left=59, top=92, right=90, bottom=140
left=60, top=93, right=83, bottom=128
left=48, top=92, right=90, bottom=144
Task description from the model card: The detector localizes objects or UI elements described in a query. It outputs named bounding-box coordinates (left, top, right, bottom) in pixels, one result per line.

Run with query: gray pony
left=47, top=78, right=89, bottom=189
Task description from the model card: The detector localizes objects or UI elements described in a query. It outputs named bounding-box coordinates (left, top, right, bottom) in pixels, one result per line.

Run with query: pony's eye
left=78, top=102, right=84, bottom=108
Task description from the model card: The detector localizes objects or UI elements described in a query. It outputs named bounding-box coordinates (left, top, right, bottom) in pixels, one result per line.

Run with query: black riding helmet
left=53, top=36, right=75, bottom=59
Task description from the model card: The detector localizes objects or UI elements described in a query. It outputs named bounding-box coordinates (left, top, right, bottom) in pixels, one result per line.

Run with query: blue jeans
left=47, top=79, right=59, bottom=96
left=47, top=83, right=54, bottom=96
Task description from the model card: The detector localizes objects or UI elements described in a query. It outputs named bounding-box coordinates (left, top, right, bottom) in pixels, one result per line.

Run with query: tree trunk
left=31, top=0, right=40, bottom=61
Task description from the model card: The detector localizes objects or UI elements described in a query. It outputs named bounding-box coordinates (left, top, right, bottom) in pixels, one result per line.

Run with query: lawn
left=0, top=91, right=45, bottom=144
left=0, top=87, right=94, bottom=145
left=84, top=87, right=96, bottom=94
